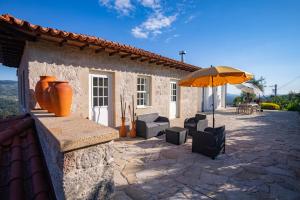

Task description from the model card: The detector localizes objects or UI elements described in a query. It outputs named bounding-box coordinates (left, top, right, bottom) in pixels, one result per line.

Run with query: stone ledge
left=31, top=110, right=119, bottom=152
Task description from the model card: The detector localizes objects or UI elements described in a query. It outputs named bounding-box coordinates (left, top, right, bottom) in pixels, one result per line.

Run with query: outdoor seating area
left=113, top=109, right=300, bottom=200
left=236, top=103, right=261, bottom=115
left=135, top=112, right=224, bottom=159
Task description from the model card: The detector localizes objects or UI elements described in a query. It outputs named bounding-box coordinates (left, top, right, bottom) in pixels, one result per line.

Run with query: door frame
left=169, top=80, right=179, bottom=119
left=88, top=72, right=113, bottom=126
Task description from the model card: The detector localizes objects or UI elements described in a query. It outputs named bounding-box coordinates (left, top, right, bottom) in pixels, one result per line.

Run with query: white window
left=92, top=76, right=109, bottom=107
left=137, top=76, right=150, bottom=107
left=170, top=82, right=177, bottom=102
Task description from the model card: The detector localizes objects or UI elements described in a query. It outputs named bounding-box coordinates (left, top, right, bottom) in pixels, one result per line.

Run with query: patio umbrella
left=235, top=83, right=262, bottom=95
left=179, top=65, right=253, bottom=128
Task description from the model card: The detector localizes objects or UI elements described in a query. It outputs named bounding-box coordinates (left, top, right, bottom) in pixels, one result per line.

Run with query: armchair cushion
left=155, top=116, right=169, bottom=123
left=137, top=113, right=159, bottom=123
left=195, top=114, right=206, bottom=121
left=184, top=122, right=197, bottom=129
left=184, top=114, right=208, bottom=136
left=146, top=122, right=159, bottom=128
left=155, top=122, right=169, bottom=127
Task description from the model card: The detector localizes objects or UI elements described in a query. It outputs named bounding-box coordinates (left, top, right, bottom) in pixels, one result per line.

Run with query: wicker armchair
left=184, top=114, right=208, bottom=136
left=192, top=125, right=226, bottom=159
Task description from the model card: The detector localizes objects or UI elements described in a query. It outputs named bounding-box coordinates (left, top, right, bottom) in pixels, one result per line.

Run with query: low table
left=166, top=127, right=187, bottom=145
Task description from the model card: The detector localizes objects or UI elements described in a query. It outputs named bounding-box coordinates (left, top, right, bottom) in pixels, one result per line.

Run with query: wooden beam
left=148, top=59, right=157, bottom=64
left=119, top=51, right=130, bottom=58
left=0, top=23, right=36, bottom=41
left=79, top=43, right=89, bottom=50
left=0, top=35, right=26, bottom=45
left=59, top=39, right=67, bottom=47
left=156, top=61, right=165, bottom=65
left=131, top=55, right=141, bottom=60
left=140, top=57, right=148, bottom=62
left=95, top=47, right=104, bottom=53
left=108, top=50, right=118, bottom=56
left=163, top=63, right=172, bottom=67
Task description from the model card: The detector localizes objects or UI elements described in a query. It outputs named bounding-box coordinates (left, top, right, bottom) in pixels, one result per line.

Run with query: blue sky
left=0, top=0, right=299, bottom=95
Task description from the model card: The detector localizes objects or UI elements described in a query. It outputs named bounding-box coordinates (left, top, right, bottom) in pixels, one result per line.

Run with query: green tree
left=247, top=76, right=266, bottom=92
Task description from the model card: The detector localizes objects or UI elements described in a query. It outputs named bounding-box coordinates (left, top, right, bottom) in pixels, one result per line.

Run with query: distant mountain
left=226, top=93, right=239, bottom=105
left=0, top=80, right=19, bottom=118
left=0, top=80, right=18, bottom=96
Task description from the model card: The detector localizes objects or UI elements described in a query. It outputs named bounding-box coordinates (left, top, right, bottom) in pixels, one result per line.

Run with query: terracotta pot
left=50, top=81, right=73, bottom=117
left=129, top=121, right=136, bottom=138
left=44, top=81, right=57, bottom=113
left=35, top=76, right=56, bottom=109
left=119, top=117, right=127, bottom=137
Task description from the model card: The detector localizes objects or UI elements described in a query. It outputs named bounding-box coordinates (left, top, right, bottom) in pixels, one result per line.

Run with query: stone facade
left=19, top=40, right=201, bottom=127
left=34, top=115, right=115, bottom=200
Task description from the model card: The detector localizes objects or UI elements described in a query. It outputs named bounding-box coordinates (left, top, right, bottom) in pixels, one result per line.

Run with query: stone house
left=0, top=14, right=228, bottom=199
left=0, top=14, right=226, bottom=128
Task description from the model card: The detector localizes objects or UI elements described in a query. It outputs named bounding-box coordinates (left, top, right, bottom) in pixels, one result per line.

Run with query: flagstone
left=113, top=110, right=300, bottom=199
left=270, top=183, right=300, bottom=200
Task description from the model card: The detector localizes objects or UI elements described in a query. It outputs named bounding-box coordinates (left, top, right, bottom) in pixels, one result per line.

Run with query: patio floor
left=112, top=109, right=300, bottom=200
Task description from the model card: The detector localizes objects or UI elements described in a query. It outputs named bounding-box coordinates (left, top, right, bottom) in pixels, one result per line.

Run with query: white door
left=90, top=74, right=112, bottom=126
left=169, top=81, right=178, bottom=119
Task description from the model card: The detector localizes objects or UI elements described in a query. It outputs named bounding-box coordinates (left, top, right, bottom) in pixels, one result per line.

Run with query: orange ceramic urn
left=50, top=81, right=73, bottom=117
left=129, top=121, right=136, bottom=138
left=119, top=117, right=127, bottom=137
left=44, top=81, right=56, bottom=113
left=35, top=76, right=56, bottom=109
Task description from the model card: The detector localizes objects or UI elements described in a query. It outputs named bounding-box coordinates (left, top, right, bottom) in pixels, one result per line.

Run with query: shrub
left=286, top=101, right=300, bottom=111
left=261, top=102, right=280, bottom=110
left=233, top=96, right=243, bottom=106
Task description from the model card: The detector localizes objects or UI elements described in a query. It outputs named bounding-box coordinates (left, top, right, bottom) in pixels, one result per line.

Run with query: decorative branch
left=120, top=91, right=126, bottom=118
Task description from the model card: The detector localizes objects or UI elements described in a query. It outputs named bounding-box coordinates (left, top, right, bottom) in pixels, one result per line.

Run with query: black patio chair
left=184, top=114, right=208, bottom=136
left=192, top=125, right=225, bottom=159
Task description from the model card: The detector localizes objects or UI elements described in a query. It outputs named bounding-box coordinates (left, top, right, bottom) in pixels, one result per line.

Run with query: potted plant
left=119, top=93, right=127, bottom=137
left=129, top=95, right=136, bottom=138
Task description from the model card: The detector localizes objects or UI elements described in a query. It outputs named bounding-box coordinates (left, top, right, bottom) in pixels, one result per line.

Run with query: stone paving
left=112, top=110, right=300, bottom=200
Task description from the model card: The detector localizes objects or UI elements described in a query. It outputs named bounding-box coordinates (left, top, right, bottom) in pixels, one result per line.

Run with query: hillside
left=0, top=80, right=19, bottom=118
left=226, top=93, right=239, bottom=105
left=0, top=80, right=18, bottom=96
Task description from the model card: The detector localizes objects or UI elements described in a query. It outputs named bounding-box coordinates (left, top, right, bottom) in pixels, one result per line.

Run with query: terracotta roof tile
left=0, top=14, right=200, bottom=71
left=0, top=114, right=54, bottom=199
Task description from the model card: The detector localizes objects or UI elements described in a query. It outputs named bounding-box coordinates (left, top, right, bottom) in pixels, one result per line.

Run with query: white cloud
left=115, top=0, right=133, bottom=15
left=99, top=0, right=133, bottom=15
left=185, top=14, right=196, bottom=23
left=132, top=27, right=149, bottom=38
left=99, top=0, right=191, bottom=39
left=139, top=0, right=160, bottom=9
left=165, top=34, right=179, bottom=43
left=131, top=12, right=177, bottom=38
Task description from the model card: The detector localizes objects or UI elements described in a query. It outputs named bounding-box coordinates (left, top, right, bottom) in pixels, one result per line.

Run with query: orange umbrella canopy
left=179, top=66, right=253, bottom=87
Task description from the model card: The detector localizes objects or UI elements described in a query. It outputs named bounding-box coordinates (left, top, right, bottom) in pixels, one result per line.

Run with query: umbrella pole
left=211, top=65, right=215, bottom=128
left=212, top=76, right=215, bottom=128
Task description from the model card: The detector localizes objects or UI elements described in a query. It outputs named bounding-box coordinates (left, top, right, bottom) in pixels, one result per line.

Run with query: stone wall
left=21, top=40, right=201, bottom=126
left=33, top=114, right=115, bottom=200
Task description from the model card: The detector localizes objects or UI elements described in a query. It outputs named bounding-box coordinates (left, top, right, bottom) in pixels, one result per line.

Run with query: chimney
left=179, top=50, right=186, bottom=62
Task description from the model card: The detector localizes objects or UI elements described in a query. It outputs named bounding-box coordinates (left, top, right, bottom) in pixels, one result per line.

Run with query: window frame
left=92, top=76, right=109, bottom=107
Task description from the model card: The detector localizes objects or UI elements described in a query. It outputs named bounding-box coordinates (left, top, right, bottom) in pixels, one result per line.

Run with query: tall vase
left=119, top=117, right=127, bottom=137
left=35, top=76, right=56, bottom=109
left=44, top=81, right=56, bottom=113
left=50, top=81, right=73, bottom=117
left=129, top=121, right=136, bottom=138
